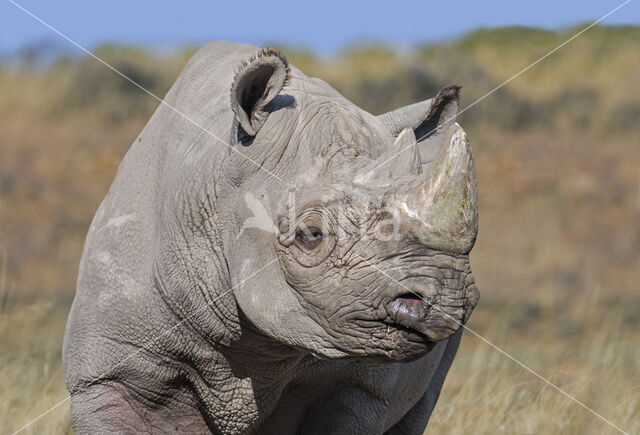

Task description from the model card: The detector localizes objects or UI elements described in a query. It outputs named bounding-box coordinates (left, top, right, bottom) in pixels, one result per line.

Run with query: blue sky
left=1, top=0, right=638, bottom=55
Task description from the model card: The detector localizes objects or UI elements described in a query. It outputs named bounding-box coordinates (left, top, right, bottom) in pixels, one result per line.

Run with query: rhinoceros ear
left=230, top=48, right=290, bottom=137
left=378, top=84, right=461, bottom=139
left=377, top=84, right=461, bottom=166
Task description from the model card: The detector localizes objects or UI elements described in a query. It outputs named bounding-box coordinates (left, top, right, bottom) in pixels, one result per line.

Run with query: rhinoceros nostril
left=386, top=293, right=430, bottom=327
left=395, top=293, right=424, bottom=308
left=397, top=293, right=422, bottom=301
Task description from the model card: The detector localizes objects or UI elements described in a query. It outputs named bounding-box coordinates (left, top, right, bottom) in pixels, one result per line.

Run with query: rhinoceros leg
left=384, top=392, right=433, bottom=435
left=384, top=330, right=463, bottom=435
left=69, top=383, right=210, bottom=434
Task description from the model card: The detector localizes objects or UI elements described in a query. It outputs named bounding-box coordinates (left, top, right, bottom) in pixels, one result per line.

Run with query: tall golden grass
left=1, top=25, right=639, bottom=433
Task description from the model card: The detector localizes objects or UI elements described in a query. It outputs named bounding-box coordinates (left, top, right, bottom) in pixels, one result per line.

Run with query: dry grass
left=1, top=303, right=71, bottom=434
left=1, top=26, right=639, bottom=433
left=3, top=296, right=638, bottom=433
left=429, top=296, right=640, bottom=434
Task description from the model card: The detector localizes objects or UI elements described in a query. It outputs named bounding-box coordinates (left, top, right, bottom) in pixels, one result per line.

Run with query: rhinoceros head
left=226, top=49, right=478, bottom=363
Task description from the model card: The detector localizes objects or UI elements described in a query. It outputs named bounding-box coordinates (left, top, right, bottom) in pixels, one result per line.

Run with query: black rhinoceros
left=63, top=42, right=479, bottom=434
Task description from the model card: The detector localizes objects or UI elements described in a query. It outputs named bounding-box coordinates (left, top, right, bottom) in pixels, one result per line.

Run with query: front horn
left=389, top=122, right=478, bottom=254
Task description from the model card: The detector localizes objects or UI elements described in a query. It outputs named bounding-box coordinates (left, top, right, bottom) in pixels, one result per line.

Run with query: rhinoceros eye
left=294, top=227, right=324, bottom=250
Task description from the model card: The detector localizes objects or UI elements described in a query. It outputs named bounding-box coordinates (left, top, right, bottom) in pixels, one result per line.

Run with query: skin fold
left=62, top=42, right=479, bottom=434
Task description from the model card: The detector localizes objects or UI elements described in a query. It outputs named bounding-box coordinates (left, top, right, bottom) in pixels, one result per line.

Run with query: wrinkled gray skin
left=63, top=42, right=479, bottom=434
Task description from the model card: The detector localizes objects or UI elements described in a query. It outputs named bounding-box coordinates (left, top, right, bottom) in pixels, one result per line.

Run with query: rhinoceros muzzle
left=359, top=122, right=478, bottom=344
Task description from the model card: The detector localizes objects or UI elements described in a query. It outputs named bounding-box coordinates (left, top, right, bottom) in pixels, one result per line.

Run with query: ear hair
left=234, top=47, right=291, bottom=84
left=426, top=83, right=461, bottom=122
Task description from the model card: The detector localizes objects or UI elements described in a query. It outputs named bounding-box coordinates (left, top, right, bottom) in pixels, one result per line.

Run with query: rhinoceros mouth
left=384, top=322, right=437, bottom=350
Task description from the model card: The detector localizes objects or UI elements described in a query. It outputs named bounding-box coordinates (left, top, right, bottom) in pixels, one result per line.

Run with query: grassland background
left=1, top=25, right=639, bottom=434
